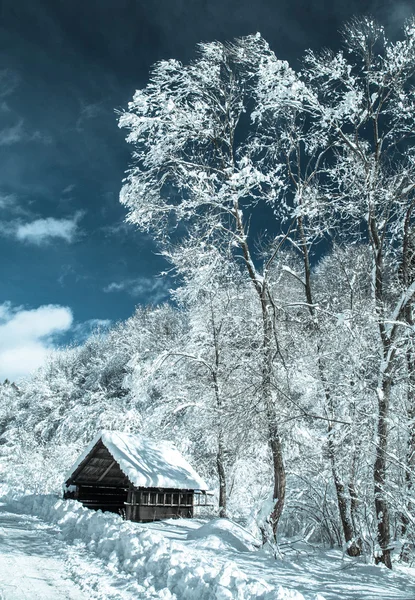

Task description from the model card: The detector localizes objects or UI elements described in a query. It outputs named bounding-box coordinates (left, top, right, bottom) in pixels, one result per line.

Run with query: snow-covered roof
left=65, top=430, right=208, bottom=491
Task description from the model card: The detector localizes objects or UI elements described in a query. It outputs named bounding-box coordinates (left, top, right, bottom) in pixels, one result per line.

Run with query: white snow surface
left=0, top=508, right=84, bottom=599
left=2, top=492, right=415, bottom=600
left=0, top=501, right=148, bottom=600
left=65, top=430, right=208, bottom=491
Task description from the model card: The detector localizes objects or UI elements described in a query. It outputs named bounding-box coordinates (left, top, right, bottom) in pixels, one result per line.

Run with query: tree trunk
left=348, top=446, right=362, bottom=556
left=349, top=480, right=360, bottom=544
left=269, top=431, right=286, bottom=535
left=212, top=372, right=228, bottom=518
left=217, top=431, right=227, bottom=518
left=262, top=293, right=286, bottom=539
left=373, top=379, right=392, bottom=569
left=401, top=344, right=415, bottom=560
left=298, top=215, right=361, bottom=556
left=324, top=371, right=361, bottom=556
left=210, top=301, right=228, bottom=520
left=327, top=427, right=362, bottom=556
left=234, top=203, right=286, bottom=540
left=399, top=225, right=415, bottom=556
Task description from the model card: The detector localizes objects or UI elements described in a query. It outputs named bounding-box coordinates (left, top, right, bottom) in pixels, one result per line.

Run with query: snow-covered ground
left=0, top=502, right=153, bottom=599
left=0, top=508, right=84, bottom=600
left=1, top=494, right=414, bottom=600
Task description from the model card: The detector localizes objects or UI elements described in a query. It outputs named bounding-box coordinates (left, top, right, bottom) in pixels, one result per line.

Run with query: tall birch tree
left=117, top=35, right=306, bottom=539
left=297, top=18, right=415, bottom=567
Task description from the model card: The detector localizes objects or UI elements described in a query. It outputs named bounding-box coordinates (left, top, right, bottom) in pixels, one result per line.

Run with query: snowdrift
left=186, top=518, right=261, bottom=552
left=7, top=494, right=317, bottom=600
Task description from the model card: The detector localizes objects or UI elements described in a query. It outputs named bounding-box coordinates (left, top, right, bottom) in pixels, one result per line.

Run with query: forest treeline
left=1, top=17, right=415, bottom=568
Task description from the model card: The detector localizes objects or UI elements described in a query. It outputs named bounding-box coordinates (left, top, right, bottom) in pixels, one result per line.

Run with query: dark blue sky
left=0, top=0, right=412, bottom=378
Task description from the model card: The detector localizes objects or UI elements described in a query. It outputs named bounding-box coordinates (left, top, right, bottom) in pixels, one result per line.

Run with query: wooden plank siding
left=76, top=484, right=128, bottom=513
left=64, top=438, right=200, bottom=522
left=125, top=489, right=194, bottom=522
left=70, top=442, right=129, bottom=487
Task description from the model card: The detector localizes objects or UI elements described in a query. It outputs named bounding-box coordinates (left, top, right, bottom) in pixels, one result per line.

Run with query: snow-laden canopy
left=65, top=430, right=208, bottom=491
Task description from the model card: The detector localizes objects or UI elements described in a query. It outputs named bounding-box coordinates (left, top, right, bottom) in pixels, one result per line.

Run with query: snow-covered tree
left=118, top=35, right=305, bottom=538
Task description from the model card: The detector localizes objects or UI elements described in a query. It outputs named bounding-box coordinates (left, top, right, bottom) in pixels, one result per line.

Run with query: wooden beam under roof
left=97, top=459, right=116, bottom=482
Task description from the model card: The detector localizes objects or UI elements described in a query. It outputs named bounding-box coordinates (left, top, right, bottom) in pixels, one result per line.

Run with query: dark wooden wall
left=65, top=440, right=199, bottom=521
left=77, top=484, right=128, bottom=514
left=125, top=488, right=194, bottom=522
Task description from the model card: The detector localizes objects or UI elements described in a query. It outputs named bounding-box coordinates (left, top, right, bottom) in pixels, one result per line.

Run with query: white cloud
left=30, top=129, right=53, bottom=145
left=0, top=193, right=32, bottom=217
left=102, top=220, right=136, bottom=237
left=0, top=69, right=20, bottom=99
left=103, top=277, right=170, bottom=304
left=0, top=221, right=16, bottom=237
left=62, top=184, right=76, bottom=195
left=0, top=302, right=73, bottom=381
left=76, top=100, right=108, bottom=131
left=0, top=194, right=16, bottom=210
left=0, top=118, right=52, bottom=147
left=15, top=212, right=83, bottom=245
left=104, top=282, right=125, bottom=293
left=72, top=318, right=112, bottom=342
left=0, top=119, right=24, bottom=146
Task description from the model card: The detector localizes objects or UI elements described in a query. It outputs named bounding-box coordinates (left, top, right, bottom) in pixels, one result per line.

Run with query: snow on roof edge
left=64, top=431, right=103, bottom=484
left=65, top=430, right=208, bottom=491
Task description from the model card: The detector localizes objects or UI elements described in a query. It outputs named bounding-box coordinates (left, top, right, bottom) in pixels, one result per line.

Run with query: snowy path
left=2, top=495, right=415, bottom=600
left=0, top=509, right=84, bottom=600
left=0, top=504, right=153, bottom=600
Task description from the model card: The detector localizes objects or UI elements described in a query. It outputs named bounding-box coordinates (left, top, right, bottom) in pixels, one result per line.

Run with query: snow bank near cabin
left=7, top=494, right=321, bottom=600
left=186, top=518, right=260, bottom=552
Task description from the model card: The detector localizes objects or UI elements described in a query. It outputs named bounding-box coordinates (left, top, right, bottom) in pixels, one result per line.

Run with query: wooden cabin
left=64, top=430, right=208, bottom=522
